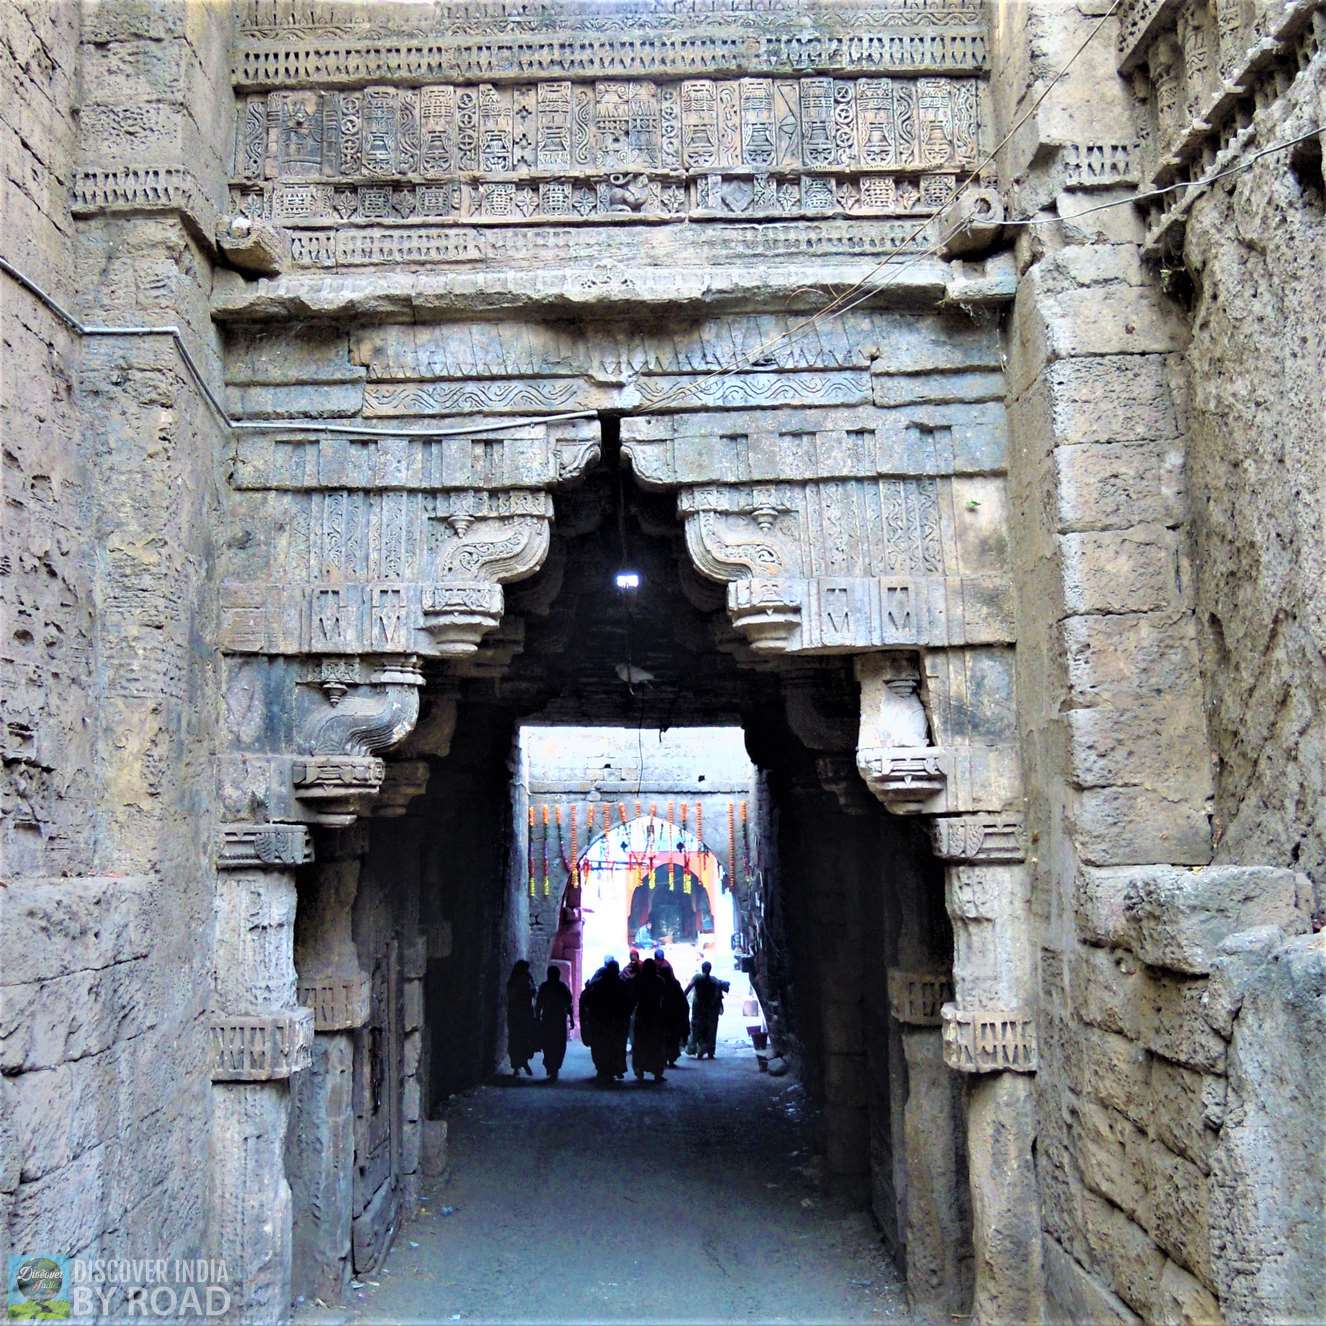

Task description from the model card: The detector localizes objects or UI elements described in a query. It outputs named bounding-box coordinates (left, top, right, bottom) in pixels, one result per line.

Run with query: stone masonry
left=2, top=2, right=1323, bottom=1324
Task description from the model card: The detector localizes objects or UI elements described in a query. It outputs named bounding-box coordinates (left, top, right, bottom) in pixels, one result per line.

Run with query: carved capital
left=371, top=759, right=431, bottom=817
left=292, top=755, right=386, bottom=827
left=296, top=972, right=371, bottom=1031
left=422, top=580, right=506, bottom=654
left=855, top=653, right=948, bottom=809
left=211, top=1010, right=314, bottom=1081
left=815, top=755, right=875, bottom=815
left=216, top=822, right=314, bottom=869
left=940, top=1004, right=1037, bottom=1074
left=727, top=578, right=803, bottom=653
left=887, top=969, right=955, bottom=1026
left=930, top=813, right=1026, bottom=864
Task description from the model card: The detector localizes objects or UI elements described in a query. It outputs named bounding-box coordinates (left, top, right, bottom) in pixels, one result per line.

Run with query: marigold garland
left=541, top=804, right=550, bottom=897
left=527, top=805, right=536, bottom=898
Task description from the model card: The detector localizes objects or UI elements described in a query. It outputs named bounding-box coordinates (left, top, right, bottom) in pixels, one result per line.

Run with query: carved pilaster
left=929, top=813, right=1026, bottom=864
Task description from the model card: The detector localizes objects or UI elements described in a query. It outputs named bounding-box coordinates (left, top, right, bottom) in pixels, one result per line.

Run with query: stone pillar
left=210, top=856, right=313, bottom=1323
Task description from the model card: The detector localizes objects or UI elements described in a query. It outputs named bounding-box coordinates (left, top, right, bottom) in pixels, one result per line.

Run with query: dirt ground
left=344, top=1041, right=913, bottom=1326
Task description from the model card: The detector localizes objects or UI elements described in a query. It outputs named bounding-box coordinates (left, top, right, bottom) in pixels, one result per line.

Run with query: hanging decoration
left=680, top=803, right=692, bottom=894
left=569, top=804, right=578, bottom=890
left=740, top=800, right=751, bottom=891
left=542, top=804, right=550, bottom=897
left=695, top=801, right=703, bottom=870
left=727, top=800, right=737, bottom=894
left=618, top=802, right=627, bottom=826
left=527, top=805, right=537, bottom=898
left=667, top=800, right=676, bottom=890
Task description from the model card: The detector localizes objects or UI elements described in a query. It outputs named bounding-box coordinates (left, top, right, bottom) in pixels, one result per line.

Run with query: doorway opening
left=287, top=430, right=971, bottom=1316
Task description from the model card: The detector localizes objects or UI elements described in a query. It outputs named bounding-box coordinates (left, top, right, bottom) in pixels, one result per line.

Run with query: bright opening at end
left=519, top=725, right=764, bottom=1048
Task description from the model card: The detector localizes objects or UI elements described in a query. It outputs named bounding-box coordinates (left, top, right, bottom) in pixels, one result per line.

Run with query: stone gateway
left=2, top=1, right=1323, bottom=1324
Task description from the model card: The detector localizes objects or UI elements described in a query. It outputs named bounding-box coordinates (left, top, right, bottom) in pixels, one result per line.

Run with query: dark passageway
left=347, top=1043, right=910, bottom=1325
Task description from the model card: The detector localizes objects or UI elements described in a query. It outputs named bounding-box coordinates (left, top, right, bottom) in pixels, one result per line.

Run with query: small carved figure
left=602, top=172, right=650, bottom=213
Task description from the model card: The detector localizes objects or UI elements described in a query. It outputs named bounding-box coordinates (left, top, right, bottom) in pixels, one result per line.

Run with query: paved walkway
left=347, top=1042, right=911, bottom=1325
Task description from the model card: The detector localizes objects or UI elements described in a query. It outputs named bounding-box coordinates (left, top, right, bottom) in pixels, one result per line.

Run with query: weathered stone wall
left=3, top=0, right=234, bottom=1283
left=997, top=2, right=1325, bottom=1322
left=1182, top=55, right=1326, bottom=889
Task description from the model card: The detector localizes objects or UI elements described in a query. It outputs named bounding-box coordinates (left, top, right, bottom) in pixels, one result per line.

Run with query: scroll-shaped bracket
left=423, top=514, right=551, bottom=655
left=855, top=652, right=949, bottom=810
left=683, top=505, right=801, bottom=652
left=293, top=658, right=424, bottom=826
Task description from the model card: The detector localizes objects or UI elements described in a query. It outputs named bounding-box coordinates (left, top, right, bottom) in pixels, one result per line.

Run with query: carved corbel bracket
left=855, top=653, right=949, bottom=810
left=424, top=514, right=552, bottom=655
left=292, top=657, right=424, bottom=825
left=940, top=1003, right=1037, bottom=1074
left=727, top=578, right=803, bottom=653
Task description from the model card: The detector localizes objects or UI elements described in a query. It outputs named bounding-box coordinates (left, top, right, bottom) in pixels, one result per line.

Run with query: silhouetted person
left=685, top=961, right=730, bottom=1059
left=631, top=958, right=669, bottom=1083
left=506, top=959, right=537, bottom=1077
left=536, top=966, right=574, bottom=1081
left=654, top=949, right=689, bottom=1067
left=581, top=958, right=635, bottom=1083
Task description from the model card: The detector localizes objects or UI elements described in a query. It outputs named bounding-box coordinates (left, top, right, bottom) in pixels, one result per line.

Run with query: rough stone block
left=1076, top=869, right=1132, bottom=948
left=1067, top=701, right=1213, bottom=799
left=1148, top=1058, right=1221, bottom=1175
left=1044, top=1235, right=1143, bottom=1326
left=1201, top=926, right=1285, bottom=1039
left=1121, top=867, right=1310, bottom=975
left=1070, top=1095, right=1151, bottom=1226
left=1156, top=1258, right=1224, bottom=1325
left=1067, top=1024, right=1150, bottom=1126
left=1060, top=610, right=1204, bottom=709
left=421, top=1120, right=449, bottom=1180
left=1148, top=1142, right=1213, bottom=1293
left=1072, top=942, right=1142, bottom=1037
left=1053, top=439, right=1186, bottom=533
left=1071, top=788, right=1213, bottom=868
left=1210, top=933, right=1326, bottom=1324
left=1060, top=527, right=1183, bottom=616
left=1137, top=970, right=1226, bottom=1074
left=403, top=980, right=423, bottom=1034
left=1080, top=1188, right=1166, bottom=1320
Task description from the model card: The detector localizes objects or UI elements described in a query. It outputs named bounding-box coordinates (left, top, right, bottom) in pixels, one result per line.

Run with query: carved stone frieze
left=940, top=1003, right=1037, bottom=1074
left=296, top=972, right=372, bottom=1031
left=217, top=822, right=314, bottom=869
left=887, top=968, right=954, bottom=1025
left=223, top=424, right=594, bottom=657
left=929, top=813, right=1026, bottom=863
left=211, top=1010, right=315, bottom=1081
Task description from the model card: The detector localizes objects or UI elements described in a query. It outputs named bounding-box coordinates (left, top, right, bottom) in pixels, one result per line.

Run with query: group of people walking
left=505, top=950, right=731, bottom=1085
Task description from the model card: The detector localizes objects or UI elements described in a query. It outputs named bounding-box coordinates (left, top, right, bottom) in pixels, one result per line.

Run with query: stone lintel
left=888, top=968, right=955, bottom=1025
left=941, top=1003, right=1037, bottom=1074
left=211, top=1010, right=315, bottom=1081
